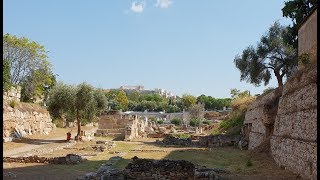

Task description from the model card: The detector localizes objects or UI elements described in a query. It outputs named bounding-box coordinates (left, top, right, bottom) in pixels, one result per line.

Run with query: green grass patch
left=172, top=134, right=191, bottom=139
left=165, top=148, right=251, bottom=173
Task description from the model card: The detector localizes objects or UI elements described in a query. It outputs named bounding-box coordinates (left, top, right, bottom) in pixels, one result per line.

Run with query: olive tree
left=47, top=82, right=107, bottom=140
left=234, top=22, right=297, bottom=90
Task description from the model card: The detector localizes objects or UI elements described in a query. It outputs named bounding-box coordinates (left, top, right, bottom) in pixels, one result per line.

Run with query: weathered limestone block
left=278, top=83, right=317, bottom=115
left=273, top=108, right=317, bottom=142
left=248, top=132, right=265, bottom=150
left=271, top=136, right=317, bottom=179
left=251, top=119, right=266, bottom=134
left=3, top=103, right=54, bottom=139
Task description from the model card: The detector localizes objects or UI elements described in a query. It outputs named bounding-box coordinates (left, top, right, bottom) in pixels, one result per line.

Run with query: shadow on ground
left=11, top=138, right=67, bottom=145
left=3, top=159, right=106, bottom=180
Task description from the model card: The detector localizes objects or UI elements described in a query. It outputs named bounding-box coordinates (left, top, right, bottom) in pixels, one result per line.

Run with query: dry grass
left=4, top=131, right=302, bottom=179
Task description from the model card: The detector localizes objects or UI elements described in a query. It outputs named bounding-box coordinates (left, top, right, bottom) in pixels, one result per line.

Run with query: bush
left=9, top=100, right=17, bottom=108
left=246, top=159, right=253, bottom=167
left=157, top=120, right=164, bottom=124
left=298, top=53, right=310, bottom=65
left=219, top=111, right=245, bottom=130
left=171, top=118, right=182, bottom=126
left=52, top=118, right=64, bottom=128
left=202, top=120, right=212, bottom=125
left=190, top=118, right=202, bottom=127
left=149, top=117, right=157, bottom=122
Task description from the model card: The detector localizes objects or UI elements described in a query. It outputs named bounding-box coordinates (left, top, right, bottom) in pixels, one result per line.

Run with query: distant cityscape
left=106, top=85, right=176, bottom=99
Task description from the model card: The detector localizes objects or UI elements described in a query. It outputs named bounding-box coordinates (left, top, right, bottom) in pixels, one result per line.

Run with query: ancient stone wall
left=244, top=89, right=281, bottom=149
left=3, top=101, right=54, bottom=140
left=270, top=63, right=317, bottom=179
left=124, top=116, right=150, bottom=141
left=3, top=86, right=21, bottom=102
left=298, top=9, right=317, bottom=64
left=198, top=134, right=242, bottom=148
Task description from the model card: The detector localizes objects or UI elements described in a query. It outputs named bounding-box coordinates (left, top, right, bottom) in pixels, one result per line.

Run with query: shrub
left=52, top=118, right=64, bottom=128
left=219, top=111, right=245, bottom=130
left=171, top=118, right=182, bottom=126
left=157, top=120, right=164, bottom=124
left=149, top=117, right=157, bottom=122
left=298, top=53, right=310, bottom=65
left=190, top=118, right=202, bottom=127
left=9, top=100, right=17, bottom=108
left=202, top=120, right=212, bottom=125
left=246, top=159, right=253, bottom=167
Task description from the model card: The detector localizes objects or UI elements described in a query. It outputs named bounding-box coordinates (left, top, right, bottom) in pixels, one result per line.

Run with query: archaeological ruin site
left=3, top=3, right=317, bottom=180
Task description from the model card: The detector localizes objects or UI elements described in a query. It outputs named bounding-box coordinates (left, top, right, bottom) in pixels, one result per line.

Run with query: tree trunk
left=274, top=70, right=283, bottom=90
left=76, top=109, right=81, bottom=140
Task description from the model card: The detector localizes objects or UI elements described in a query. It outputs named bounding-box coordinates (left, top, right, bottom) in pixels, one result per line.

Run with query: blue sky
left=4, top=0, right=292, bottom=98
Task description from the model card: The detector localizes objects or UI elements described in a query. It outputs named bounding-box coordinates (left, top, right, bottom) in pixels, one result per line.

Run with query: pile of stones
left=79, top=156, right=124, bottom=180
left=91, top=140, right=115, bottom=152
left=79, top=156, right=226, bottom=180
left=125, top=156, right=195, bottom=179
left=3, top=154, right=83, bottom=164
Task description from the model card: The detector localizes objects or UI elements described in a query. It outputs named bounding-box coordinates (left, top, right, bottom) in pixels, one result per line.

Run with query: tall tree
left=181, top=94, right=197, bottom=110
left=3, top=33, right=55, bottom=102
left=115, top=90, right=129, bottom=111
left=282, top=0, right=318, bottom=48
left=234, top=22, right=297, bottom=90
left=47, top=82, right=106, bottom=140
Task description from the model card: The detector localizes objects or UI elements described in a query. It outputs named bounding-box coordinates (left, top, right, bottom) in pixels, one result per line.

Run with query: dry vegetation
left=3, top=128, right=302, bottom=179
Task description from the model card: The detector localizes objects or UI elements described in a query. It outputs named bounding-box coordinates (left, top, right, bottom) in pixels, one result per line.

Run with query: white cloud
left=155, top=0, right=172, bottom=8
left=131, top=1, right=145, bottom=13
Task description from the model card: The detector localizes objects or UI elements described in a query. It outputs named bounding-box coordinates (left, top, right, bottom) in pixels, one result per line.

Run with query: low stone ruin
left=157, top=134, right=245, bottom=149
left=158, top=134, right=192, bottom=146
left=91, top=141, right=115, bottom=152
left=3, top=154, right=83, bottom=164
left=81, top=156, right=225, bottom=180
left=125, top=156, right=195, bottom=179
left=198, top=134, right=242, bottom=148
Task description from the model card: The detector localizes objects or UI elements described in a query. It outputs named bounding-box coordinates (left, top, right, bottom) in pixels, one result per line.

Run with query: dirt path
left=4, top=135, right=73, bottom=157
left=3, top=127, right=96, bottom=157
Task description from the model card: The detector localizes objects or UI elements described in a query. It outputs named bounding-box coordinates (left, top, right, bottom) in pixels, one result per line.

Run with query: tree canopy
left=181, top=94, right=197, bottom=110
left=3, top=33, right=56, bottom=102
left=282, top=0, right=318, bottom=48
left=234, top=22, right=297, bottom=89
left=47, top=82, right=107, bottom=139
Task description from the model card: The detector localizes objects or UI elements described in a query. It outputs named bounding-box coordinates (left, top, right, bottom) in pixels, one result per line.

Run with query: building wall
left=298, top=9, right=317, bottom=64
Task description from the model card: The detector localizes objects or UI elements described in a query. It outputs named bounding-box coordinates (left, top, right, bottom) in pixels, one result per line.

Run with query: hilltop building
left=109, top=85, right=176, bottom=98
